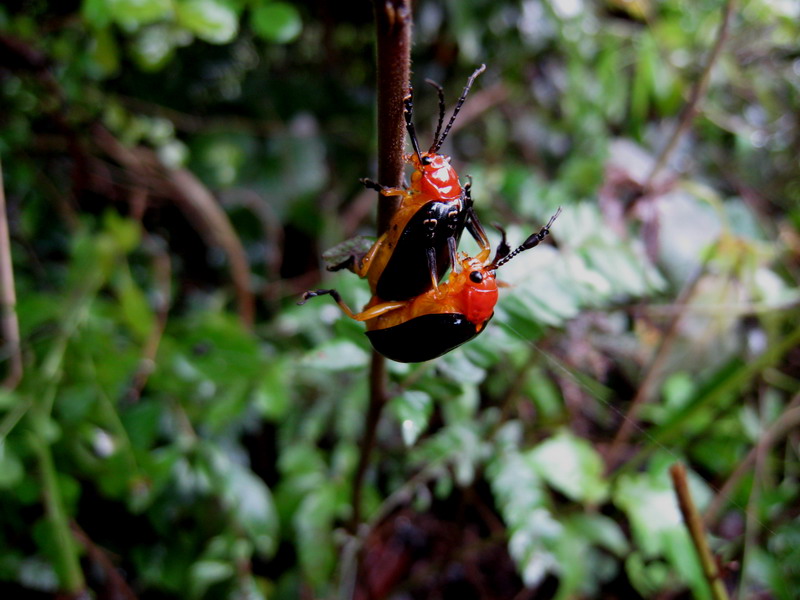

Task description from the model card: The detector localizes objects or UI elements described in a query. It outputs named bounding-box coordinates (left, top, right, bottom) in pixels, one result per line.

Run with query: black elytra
left=374, top=200, right=469, bottom=300
left=366, top=312, right=492, bottom=363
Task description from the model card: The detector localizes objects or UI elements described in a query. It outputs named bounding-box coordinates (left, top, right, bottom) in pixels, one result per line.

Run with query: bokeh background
left=0, top=0, right=798, bottom=598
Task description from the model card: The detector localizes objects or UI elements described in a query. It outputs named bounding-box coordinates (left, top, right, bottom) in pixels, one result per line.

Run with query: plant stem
left=373, top=0, right=412, bottom=233
left=29, top=423, right=86, bottom=595
left=0, top=158, right=22, bottom=389
left=644, top=0, right=736, bottom=190
left=350, top=0, right=412, bottom=533
left=670, top=463, right=730, bottom=600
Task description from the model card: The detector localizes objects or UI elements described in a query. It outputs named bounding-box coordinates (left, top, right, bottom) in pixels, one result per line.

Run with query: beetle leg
left=298, top=289, right=406, bottom=322
left=351, top=232, right=387, bottom=278
left=357, top=299, right=409, bottom=320
left=447, top=235, right=459, bottom=273
left=426, top=246, right=441, bottom=293
left=361, top=178, right=405, bottom=198
left=463, top=181, right=492, bottom=262
left=490, top=223, right=511, bottom=264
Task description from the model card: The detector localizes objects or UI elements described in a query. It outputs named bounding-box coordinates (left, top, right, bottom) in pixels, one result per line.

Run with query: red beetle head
left=451, top=207, right=563, bottom=325
left=449, top=256, right=498, bottom=325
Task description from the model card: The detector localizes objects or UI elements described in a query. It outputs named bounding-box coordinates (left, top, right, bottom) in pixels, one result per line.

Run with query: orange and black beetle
left=334, top=65, right=490, bottom=301
left=302, top=209, right=561, bottom=363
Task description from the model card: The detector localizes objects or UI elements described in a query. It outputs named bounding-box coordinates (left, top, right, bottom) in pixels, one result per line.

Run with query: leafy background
left=1, top=0, right=799, bottom=598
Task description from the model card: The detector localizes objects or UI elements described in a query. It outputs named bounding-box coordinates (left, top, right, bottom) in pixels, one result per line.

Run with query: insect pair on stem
left=300, top=65, right=561, bottom=362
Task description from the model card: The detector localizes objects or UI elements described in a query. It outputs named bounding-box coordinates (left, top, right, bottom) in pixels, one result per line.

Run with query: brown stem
left=91, top=125, right=255, bottom=329
left=349, top=0, right=412, bottom=532
left=644, top=0, right=735, bottom=190
left=71, top=522, right=139, bottom=600
left=670, top=463, right=731, bottom=600
left=0, top=159, right=22, bottom=389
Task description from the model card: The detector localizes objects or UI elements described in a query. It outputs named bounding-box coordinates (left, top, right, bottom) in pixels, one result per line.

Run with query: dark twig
left=349, top=0, right=412, bottom=533
left=670, top=463, right=730, bottom=600
left=0, top=159, right=22, bottom=389
left=71, top=522, right=138, bottom=600
left=91, top=125, right=255, bottom=329
left=644, top=0, right=736, bottom=191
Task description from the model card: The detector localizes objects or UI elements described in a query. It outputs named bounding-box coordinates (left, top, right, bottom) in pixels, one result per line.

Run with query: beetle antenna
left=490, top=207, right=562, bottom=269
left=403, top=89, right=425, bottom=165
left=431, top=64, right=486, bottom=153
left=425, top=79, right=446, bottom=152
left=491, top=223, right=511, bottom=263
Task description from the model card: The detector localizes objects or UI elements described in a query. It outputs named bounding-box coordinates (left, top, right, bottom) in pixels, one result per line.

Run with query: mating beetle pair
left=301, top=66, right=561, bottom=362
left=302, top=211, right=561, bottom=362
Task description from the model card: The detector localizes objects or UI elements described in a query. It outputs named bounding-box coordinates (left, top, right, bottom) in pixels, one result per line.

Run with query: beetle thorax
left=410, top=152, right=461, bottom=201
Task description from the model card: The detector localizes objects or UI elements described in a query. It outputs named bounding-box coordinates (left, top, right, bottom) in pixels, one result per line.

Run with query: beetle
left=332, top=64, right=491, bottom=301
left=300, top=208, right=562, bottom=363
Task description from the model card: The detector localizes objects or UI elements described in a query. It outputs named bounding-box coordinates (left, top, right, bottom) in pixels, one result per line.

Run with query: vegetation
left=0, top=0, right=798, bottom=598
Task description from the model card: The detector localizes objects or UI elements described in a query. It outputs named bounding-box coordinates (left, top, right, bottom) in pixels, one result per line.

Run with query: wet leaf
left=176, top=0, right=238, bottom=44
left=251, top=1, right=302, bottom=43
left=528, top=431, right=609, bottom=504
left=389, top=390, right=433, bottom=446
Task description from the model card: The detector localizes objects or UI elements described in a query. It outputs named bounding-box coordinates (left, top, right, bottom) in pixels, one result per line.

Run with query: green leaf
left=300, top=339, right=368, bottom=371
left=251, top=2, right=302, bottom=43
left=528, top=430, right=609, bottom=504
left=321, top=236, right=375, bottom=271
left=614, top=470, right=683, bottom=558
left=88, top=27, right=120, bottom=77
left=509, top=507, right=563, bottom=588
left=129, top=25, right=177, bottom=72
left=389, top=390, right=432, bottom=446
left=176, top=0, right=239, bottom=44
left=188, top=559, right=235, bottom=599
left=630, top=31, right=655, bottom=132
left=626, top=553, right=671, bottom=597
left=566, top=513, right=629, bottom=557
left=294, top=482, right=337, bottom=588
left=0, top=442, right=24, bottom=489
left=662, top=527, right=711, bottom=600
left=204, top=448, right=279, bottom=558
left=488, top=449, right=565, bottom=589
left=82, top=0, right=113, bottom=28
left=109, top=0, right=173, bottom=27
left=254, top=359, right=291, bottom=420
left=113, top=265, right=155, bottom=341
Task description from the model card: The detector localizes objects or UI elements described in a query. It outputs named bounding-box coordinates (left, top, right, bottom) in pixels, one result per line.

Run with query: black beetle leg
left=491, top=223, right=511, bottom=264
left=462, top=181, right=490, bottom=258
left=426, top=246, right=440, bottom=292
left=360, top=178, right=388, bottom=192
left=360, top=178, right=404, bottom=198
left=447, top=235, right=459, bottom=273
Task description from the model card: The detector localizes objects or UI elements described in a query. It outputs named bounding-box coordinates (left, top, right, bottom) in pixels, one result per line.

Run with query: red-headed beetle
left=332, top=65, right=490, bottom=301
left=301, top=208, right=562, bottom=363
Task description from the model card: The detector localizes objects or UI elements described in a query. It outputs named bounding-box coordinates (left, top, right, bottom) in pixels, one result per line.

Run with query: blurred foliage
left=1, top=0, right=799, bottom=598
